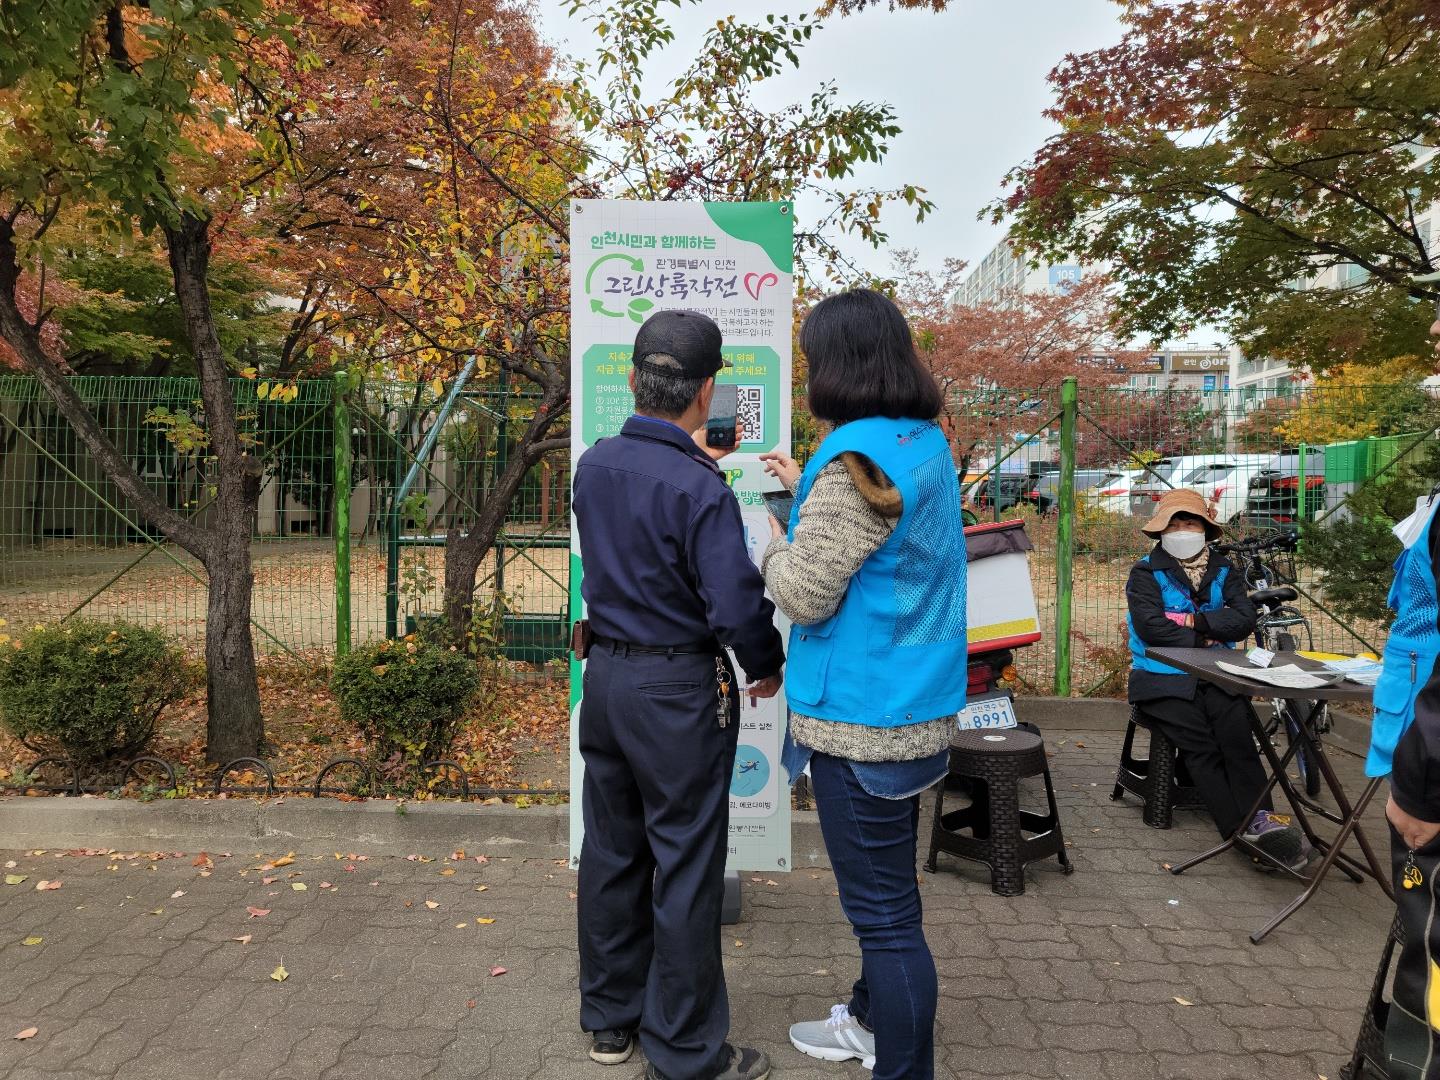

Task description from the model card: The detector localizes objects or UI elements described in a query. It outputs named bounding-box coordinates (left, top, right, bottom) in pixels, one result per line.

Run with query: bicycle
left=1212, top=532, right=1326, bottom=798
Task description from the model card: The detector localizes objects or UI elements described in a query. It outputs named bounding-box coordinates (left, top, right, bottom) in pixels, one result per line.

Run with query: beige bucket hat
left=1141, top=488, right=1221, bottom=540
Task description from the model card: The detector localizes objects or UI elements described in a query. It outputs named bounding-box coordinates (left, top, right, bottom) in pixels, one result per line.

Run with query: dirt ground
left=0, top=539, right=568, bottom=655
left=0, top=527, right=1382, bottom=697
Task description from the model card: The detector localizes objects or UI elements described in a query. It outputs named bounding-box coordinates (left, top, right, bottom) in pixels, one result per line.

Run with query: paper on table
left=1215, top=661, right=1345, bottom=690
left=1321, top=657, right=1384, bottom=687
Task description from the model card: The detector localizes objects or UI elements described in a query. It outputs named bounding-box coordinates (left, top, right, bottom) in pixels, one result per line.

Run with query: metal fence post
left=333, top=371, right=353, bottom=657
left=1054, top=376, right=1078, bottom=696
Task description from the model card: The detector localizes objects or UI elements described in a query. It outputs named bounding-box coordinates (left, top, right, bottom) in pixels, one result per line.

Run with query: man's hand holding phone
left=692, top=417, right=745, bottom=462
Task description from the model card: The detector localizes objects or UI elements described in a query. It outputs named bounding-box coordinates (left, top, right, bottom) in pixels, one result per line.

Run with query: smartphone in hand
left=762, top=490, right=794, bottom=529
left=706, top=383, right=739, bottom=450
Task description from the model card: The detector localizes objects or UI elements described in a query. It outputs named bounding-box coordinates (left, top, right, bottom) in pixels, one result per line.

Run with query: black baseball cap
left=631, top=309, right=724, bottom=379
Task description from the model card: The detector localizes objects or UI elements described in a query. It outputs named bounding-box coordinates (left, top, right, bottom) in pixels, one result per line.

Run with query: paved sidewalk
left=0, top=729, right=1389, bottom=1080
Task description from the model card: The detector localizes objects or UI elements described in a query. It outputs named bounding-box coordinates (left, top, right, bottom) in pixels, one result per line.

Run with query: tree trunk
left=440, top=385, right=567, bottom=645
left=165, top=213, right=267, bottom=762
left=204, top=480, right=264, bottom=763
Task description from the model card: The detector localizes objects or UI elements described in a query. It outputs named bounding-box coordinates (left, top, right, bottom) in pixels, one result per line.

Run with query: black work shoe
left=590, top=1028, right=636, bottom=1065
left=644, top=1044, right=771, bottom=1080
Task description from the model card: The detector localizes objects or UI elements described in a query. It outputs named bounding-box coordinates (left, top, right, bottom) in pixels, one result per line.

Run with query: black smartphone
left=762, top=490, right=795, bottom=528
left=706, top=383, right=739, bottom=449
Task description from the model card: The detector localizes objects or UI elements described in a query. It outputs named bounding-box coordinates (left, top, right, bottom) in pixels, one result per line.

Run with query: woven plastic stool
left=1341, top=914, right=1402, bottom=1079
left=1110, top=705, right=1205, bottom=829
left=923, top=727, right=1072, bottom=897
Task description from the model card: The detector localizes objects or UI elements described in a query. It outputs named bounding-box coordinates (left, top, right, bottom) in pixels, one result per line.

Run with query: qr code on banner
left=737, top=386, right=763, bottom=444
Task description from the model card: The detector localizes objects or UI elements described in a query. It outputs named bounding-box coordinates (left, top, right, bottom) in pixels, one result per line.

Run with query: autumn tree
left=0, top=1, right=309, bottom=762
left=994, top=0, right=1440, bottom=374
left=886, top=253, right=1138, bottom=475
left=1273, top=356, right=1440, bottom=444
left=404, top=0, right=938, bottom=639
left=1072, top=389, right=1213, bottom=469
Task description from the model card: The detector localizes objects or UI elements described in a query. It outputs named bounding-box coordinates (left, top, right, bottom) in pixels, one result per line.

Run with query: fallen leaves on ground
left=5, top=875, right=26, bottom=885
left=0, top=654, right=569, bottom=801
left=232, top=935, right=252, bottom=945
left=34, top=880, right=61, bottom=891
left=489, top=966, right=507, bottom=977
left=21, top=936, right=42, bottom=947
left=270, top=965, right=289, bottom=983
left=246, top=907, right=271, bottom=919
left=424, top=900, right=440, bottom=910
left=13, top=1027, right=37, bottom=1040
left=477, top=918, right=495, bottom=925
left=1174, top=997, right=1194, bottom=1007
left=291, top=883, right=307, bottom=892
left=170, top=890, right=186, bottom=899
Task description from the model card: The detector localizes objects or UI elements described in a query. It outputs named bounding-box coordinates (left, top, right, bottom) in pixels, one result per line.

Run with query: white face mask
left=1161, top=530, right=1208, bottom=561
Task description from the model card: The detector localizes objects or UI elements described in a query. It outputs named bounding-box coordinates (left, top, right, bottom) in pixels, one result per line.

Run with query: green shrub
left=331, top=637, right=480, bottom=764
left=0, top=619, right=189, bottom=765
left=1300, top=441, right=1440, bottom=625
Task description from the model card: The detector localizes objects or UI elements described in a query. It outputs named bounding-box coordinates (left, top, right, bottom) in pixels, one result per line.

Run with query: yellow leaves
left=431, top=377, right=446, bottom=397
left=21, top=936, right=42, bottom=947
left=291, top=882, right=307, bottom=892
left=270, top=964, right=289, bottom=983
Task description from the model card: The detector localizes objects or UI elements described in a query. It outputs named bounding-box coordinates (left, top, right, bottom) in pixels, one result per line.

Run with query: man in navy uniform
left=574, top=309, right=784, bottom=1080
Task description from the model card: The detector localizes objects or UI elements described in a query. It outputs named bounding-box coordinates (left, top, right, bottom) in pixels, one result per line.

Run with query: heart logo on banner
left=743, top=272, right=779, bottom=301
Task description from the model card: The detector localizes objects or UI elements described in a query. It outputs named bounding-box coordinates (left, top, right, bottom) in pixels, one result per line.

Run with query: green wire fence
left=0, top=373, right=1431, bottom=692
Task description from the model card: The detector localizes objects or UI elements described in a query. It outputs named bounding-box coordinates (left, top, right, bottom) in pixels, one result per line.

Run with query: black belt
left=593, top=634, right=719, bottom=657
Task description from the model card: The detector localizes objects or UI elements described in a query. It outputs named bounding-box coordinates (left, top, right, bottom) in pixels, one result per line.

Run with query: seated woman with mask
left=1126, top=489, right=1306, bottom=870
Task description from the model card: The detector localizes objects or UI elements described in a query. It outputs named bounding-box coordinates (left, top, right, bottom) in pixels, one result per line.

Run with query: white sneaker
left=789, top=1003, right=876, bottom=1071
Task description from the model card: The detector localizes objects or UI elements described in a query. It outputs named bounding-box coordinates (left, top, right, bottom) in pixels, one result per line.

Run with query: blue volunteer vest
left=1367, top=500, right=1440, bottom=777
left=784, top=417, right=968, bottom=726
left=1128, top=555, right=1233, bottom=676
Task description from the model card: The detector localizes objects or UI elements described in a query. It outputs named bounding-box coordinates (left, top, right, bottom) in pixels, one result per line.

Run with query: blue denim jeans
left=809, top=751, right=937, bottom=1080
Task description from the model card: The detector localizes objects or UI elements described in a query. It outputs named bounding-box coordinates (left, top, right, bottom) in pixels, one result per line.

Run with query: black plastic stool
left=1111, top=705, right=1205, bottom=829
left=1342, top=914, right=1402, bottom=1079
left=924, top=727, right=1072, bottom=896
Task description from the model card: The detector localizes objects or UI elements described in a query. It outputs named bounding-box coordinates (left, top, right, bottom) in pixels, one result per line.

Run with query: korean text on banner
left=567, top=200, right=795, bottom=872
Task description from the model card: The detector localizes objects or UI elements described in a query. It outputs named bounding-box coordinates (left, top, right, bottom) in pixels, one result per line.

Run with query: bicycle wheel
left=1279, top=700, right=1323, bottom=799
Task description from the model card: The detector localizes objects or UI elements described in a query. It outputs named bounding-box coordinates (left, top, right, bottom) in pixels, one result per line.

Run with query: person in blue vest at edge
left=1368, top=389, right=1440, bottom=1077
left=573, top=308, right=784, bottom=1080
left=1125, top=488, right=1306, bottom=870
left=758, top=287, right=966, bottom=1080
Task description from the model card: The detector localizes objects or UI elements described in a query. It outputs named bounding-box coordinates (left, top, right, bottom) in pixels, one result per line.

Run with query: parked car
left=1237, top=450, right=1330, bottom=531
left=972, top=473, right=1029, bottom=515
left=1085, top=469, right=1142, bottom=516
left=1026, top=460, right=1060, bottom=481
left=1128, top=454, right=1246, bottom=518
left=1173, top=455, right=1272, bottom=523
left=1024, top=470, right=1110, bottom=515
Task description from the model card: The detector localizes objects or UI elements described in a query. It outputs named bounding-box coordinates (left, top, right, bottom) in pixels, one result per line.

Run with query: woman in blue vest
left=1126, top=489, right=1305, bottom=868
left=759, top=288, right=966, bottom=1080
left=1367, top=488, right=1440, bottom=1076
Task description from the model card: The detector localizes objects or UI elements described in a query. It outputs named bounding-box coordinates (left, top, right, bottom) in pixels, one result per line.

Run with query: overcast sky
left=533, top=0, right=1126, bottom=281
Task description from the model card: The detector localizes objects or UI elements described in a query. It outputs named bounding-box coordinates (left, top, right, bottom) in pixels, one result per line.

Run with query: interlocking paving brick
left=0, top=729, right=1390, bottom=1079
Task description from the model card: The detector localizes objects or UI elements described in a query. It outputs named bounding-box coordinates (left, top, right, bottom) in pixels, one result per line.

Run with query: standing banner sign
left=568, top=199, right=794, bottom=873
